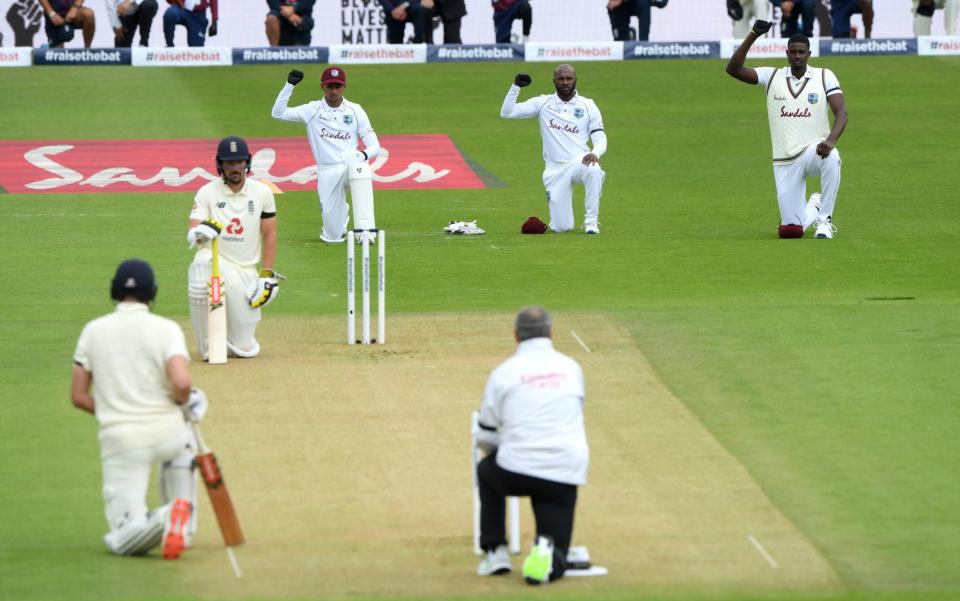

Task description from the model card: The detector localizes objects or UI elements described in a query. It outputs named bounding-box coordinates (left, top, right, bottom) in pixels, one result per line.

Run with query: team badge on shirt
left=343, top=115, right=354, bottom=125
left=248, top=200, right=255, bottom=214
left=807, top=93, right=819, bottom=104
left=574, top=108, right=584, bottom=118
left=217, top=201, right=226, bottom=208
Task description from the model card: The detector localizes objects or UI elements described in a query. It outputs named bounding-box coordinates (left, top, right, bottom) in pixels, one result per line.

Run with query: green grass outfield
left=1, top=57, right=958, bottom=601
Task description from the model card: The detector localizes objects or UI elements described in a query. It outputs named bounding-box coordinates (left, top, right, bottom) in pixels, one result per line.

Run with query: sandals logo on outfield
left=0, top=135, right=488, bottom=194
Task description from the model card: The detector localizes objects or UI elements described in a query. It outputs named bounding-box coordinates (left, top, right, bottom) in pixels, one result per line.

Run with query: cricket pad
left=521, top=216, right=548, bottom=234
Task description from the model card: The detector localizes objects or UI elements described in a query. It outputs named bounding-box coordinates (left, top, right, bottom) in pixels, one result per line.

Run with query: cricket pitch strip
left=181, top=312, right=842, bottom=599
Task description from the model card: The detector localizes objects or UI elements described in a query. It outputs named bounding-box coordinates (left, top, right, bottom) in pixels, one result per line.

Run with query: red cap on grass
left=521, top=216, right=548, bottom=234
left=778, top=224, right=804, bottom=239
left=321, top=66, right=346, bottom=85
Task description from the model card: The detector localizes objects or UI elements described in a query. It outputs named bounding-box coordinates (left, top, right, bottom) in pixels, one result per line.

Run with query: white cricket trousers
left=188, top=250, right=262, bottom=358
left=317, top=163, right=351, bottom=240
left=773, top=143, right=841, bottom=228
left=101, top=427, right=191, bottom=532
left=543, top=160, right=605, bottom=232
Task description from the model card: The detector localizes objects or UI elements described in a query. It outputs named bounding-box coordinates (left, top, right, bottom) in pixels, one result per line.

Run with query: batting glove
left=187, top=218, right=224, bottom=249
left=247, top=268, right=287, bottom=309
left=752, top=19, right=773, bottom=35
left=288, top=69, right=304, bottom=86
left=185, top=388, right=209, bottom=422
left=726, top=0, right=743, bottom=20
left=514, top=73, right=532, bottom=87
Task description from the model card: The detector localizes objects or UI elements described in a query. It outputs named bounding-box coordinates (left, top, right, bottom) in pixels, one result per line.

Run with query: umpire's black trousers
left=477, top=451, right=577, bottom=579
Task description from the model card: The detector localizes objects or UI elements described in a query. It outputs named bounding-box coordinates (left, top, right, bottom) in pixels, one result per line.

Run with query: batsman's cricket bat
left=208, top=237, right=227, bottom=364
left=192, top=422, right=245, bottom=546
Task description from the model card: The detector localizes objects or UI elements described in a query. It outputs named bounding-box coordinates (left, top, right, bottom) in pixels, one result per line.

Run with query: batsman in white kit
left=271, top=65, right=381, bottom=244
left=726, top=23, right=848, bottom=239
left=500, top=64, right=607, bottom=235
left=72, top=259, right=208, bottom=559
left=187, top=136, right=282, bottom=359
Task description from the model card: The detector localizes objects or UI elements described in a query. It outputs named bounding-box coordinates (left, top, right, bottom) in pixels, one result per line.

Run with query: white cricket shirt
left=500, top=84, right=605, bottom=167
left=479, top=337, right=589, bottom=486
left=73, top=303, right=190, bottom=457
left=190, top=178, right=276, bottom=268
left=756, top=66, right=841, bottom=163
left=272, top=83, right=378, bottom=166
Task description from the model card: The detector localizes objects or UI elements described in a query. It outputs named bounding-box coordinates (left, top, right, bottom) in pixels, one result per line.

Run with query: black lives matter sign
left=341, top=0, right=387, bottom=44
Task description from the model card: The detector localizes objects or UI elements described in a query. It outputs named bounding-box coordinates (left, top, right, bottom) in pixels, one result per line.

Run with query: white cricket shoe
left=477, top=544, right=512, bottom=576
left=814, top=216, right=837, bottom=239
left=583, top=221, right=600, bottom=235
left=320, top=232, right=346, bottom=244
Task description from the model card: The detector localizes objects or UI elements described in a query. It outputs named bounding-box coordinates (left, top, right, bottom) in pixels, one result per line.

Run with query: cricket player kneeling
left=72, top=259, right=203, bottom=560
left=186, top=135, right=280, bottom=359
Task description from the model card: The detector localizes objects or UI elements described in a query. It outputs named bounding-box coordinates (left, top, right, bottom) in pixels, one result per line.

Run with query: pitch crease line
left=571, top=331, right=592, bottom=353
left=226, top=546, right=243, bottom=578
left=747, top=535, right=779, bottom=569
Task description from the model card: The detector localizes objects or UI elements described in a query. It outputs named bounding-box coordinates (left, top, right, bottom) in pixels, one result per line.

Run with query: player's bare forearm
left=725, top=33, right=759, bottom=83
left=70, top=365, right=96, bottom=413
left=166, top=355, right=191, bottom=404
left=827, top=95, right=847, bottom=144
left=260, top=218, right=277, bottom=269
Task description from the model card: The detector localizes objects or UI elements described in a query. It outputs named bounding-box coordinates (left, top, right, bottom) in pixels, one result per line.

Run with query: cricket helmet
left=111, top=259, right=157, bottom=302
left=215, top=136, right=252, bottom=175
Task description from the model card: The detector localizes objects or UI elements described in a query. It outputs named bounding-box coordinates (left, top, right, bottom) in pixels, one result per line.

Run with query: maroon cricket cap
left=321, top=66, right=346, bottom=85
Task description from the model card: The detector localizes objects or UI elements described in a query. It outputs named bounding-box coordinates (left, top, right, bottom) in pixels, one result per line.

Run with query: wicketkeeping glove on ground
left=247, top=268, right=287, bottom=309
left=752, top=19, right=772, bottom=35
left=187, top=218, right=224, bottom=249
left=185, top=388, right=209, bottom=422
left=514, top=73, right=531, bottom=87
left=288, top=69, right=304, bottom=85
left=726, top=0, right=743, bottom=20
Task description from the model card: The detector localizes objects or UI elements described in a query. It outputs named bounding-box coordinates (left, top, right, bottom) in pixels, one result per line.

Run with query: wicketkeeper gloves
left=247, top=268, right=287, bottom=309
left=752, top=19, right=773, bottom=35
left=726, top=0, right=743, bottom=20
left=185, top=388, right=209, bottom=422
left=288, top=69, right=304, bottom=85
left=187, top=218, right=224, bottom=249
left=514, top=73, right=532, bottom=87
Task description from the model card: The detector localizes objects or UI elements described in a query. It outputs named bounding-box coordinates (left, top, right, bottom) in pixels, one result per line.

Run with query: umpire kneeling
left=475, top=306, right=589, bottom=585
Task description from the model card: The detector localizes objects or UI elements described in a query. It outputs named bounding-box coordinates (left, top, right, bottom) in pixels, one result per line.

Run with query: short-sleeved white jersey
left=479, top=337, right=589, bottom=486
left=501, top=85, right=605, bottom=167
left=189, top=178, right=276, bottom=267
left=755, top=66, right=841, bottom=96
left=74, top=303, right=190, bottom=457
left=272, top=83, right=376, bottom=166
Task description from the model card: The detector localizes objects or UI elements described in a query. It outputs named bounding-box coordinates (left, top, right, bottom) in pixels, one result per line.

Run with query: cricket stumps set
left=347, top=229, right=385, bottom=345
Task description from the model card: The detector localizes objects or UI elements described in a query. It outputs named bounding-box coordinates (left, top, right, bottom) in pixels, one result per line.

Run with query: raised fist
left=726, top=0, right=743, bottom=20
left=207, top=20, right=217, bottom=36
left=288, top=69, right=304, bottom=85
left=514, top=73, right=531, bottom=87
left=752, top=19, right=772, bottom=36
